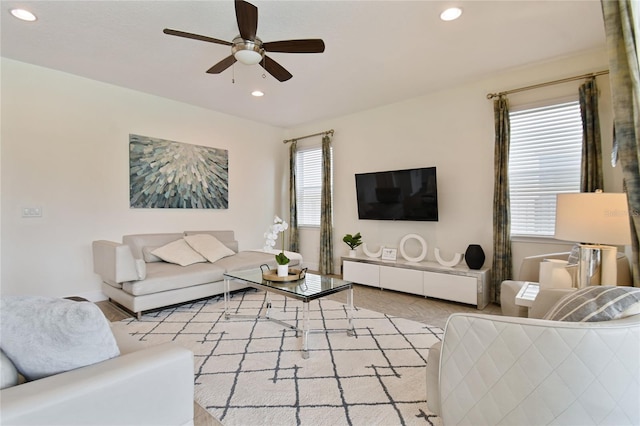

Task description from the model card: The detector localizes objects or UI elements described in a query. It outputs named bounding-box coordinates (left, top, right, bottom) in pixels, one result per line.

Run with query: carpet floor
left=114, top=289, right=444, bottom=426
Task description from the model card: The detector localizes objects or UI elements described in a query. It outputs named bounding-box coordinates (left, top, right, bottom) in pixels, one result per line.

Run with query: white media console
left=342, top=256, right=491, bottom=309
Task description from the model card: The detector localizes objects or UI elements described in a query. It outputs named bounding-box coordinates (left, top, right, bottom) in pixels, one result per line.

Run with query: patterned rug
left=115, top=289, right=443, bottom=425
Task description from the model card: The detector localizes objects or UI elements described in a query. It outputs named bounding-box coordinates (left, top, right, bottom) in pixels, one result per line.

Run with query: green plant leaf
left=275, top=251, right=290, bottom=265
left=343, top=232, right=363, bottom=249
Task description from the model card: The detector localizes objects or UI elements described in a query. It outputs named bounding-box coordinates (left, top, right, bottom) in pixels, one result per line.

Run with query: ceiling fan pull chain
left=232, top=63, right=235, bottom=84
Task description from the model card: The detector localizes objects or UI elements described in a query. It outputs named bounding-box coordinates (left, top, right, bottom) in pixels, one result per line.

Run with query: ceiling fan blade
left=206, top=55, right=237, bottom=74
left=235, top=0, right=258, bottom=41
left=263, top=39, right=325, bottom=54
left=260, top=56, right=293, bottom=82
left=163, top=28, right=232, bottom=46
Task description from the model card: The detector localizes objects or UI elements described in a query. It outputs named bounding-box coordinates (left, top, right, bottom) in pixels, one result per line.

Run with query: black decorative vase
left=464, top=244, right=485, bottom=270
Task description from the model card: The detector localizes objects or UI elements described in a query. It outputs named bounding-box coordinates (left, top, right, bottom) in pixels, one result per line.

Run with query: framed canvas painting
left=129, top=134, right=228, bottom=209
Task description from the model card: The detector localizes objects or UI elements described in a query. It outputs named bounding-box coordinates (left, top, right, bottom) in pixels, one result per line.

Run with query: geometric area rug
left=116, top=289, right=444, bottom=426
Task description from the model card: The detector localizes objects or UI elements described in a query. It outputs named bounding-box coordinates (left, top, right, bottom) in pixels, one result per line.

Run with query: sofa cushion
left=544, top=286, right=640, bottom=322
left=151, top=239, right=207, bottom=267
left=122, top=262, right=226, bottom=296
left=0, top=350, right=19, bottom=389
left=184, top=234, right=235, bottom=263
left=0, top=296, right=120, bottom=381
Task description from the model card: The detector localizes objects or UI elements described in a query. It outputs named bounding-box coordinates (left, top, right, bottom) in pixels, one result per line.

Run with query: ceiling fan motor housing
left=232, top=36, right=264, bottom=65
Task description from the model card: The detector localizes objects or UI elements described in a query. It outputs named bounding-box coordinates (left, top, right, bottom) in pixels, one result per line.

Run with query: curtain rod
left=283, top=129, right=334, bottom=144
left=486, top=70, right=609, bottom=99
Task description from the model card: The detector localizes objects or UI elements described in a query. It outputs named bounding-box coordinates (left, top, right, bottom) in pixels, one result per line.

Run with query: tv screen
left=355, top=167, right=438, bottom=221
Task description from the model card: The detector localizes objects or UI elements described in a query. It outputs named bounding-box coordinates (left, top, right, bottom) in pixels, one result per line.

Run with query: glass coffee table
left=223, top=269, right=355, bottom=358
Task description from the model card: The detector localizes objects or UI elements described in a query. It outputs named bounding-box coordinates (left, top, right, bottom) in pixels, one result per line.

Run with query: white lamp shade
left=234, top=50, right=262, bottom=65
left=555, top=192, right=631, bottom=245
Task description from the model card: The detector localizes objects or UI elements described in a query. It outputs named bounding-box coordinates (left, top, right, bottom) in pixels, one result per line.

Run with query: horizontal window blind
left=296, top=146, right=332, bottom=227
left=509, top=100, right=582, bottom=236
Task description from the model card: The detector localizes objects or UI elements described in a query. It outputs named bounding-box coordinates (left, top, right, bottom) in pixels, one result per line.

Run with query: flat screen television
left=355, top=167, right=438, bottom=221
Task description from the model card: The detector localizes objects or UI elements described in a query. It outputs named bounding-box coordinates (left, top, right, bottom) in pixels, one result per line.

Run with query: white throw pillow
left=184, top=234, right=235, bottom=263
left=544, top=286, right=640, bottom=322
left=0, top=296, right=120, bottom=381
left=151, top=239, right=207, bottom=267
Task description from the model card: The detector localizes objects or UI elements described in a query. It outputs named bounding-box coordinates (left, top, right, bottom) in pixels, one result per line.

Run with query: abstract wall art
left=129, top=134, right=228, bottom=209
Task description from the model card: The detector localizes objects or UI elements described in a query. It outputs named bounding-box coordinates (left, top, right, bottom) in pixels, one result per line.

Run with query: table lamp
left=554, top=191, right=631, bottom=288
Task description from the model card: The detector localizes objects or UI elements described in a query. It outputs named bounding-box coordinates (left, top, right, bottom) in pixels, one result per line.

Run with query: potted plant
left=343, top=232, right=363, bottom=257
left=264, top=216, right=290, bottom=276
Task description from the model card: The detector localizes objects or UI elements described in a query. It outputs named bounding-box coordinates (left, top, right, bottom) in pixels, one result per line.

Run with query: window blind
left=509, top=100, right=582, bottom=236
left=296, top=146, right=332, bottom=227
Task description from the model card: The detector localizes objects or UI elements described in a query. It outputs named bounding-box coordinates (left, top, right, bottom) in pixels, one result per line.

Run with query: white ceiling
left=1, top=1, right=606, bottom=128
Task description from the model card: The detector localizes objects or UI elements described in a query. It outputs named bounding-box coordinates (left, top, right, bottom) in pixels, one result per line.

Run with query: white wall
left=1, top=58, right=286, bottom=300
left=286, top=48, right=622, bottom=276
left=1, top=47, right=622, bottom=300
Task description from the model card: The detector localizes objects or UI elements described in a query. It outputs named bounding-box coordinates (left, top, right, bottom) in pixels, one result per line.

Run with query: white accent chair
left=426, top=289, right=640, bottom=424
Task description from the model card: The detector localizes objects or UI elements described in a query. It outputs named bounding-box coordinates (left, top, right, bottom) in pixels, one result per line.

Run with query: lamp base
left=576, top=244, right=618, bottom=288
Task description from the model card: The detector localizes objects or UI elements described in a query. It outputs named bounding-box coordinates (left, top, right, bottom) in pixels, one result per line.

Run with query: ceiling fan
left=163, top=0, right=325, bottom=82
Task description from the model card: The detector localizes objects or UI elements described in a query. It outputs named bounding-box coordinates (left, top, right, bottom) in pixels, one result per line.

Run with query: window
left=509, top=100, right=582, bottom=237
left=295, top=146, right=332, bottom=227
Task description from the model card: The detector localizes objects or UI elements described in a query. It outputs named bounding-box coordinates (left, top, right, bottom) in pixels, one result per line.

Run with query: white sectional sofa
left=92, top=230, right=301, bottom=319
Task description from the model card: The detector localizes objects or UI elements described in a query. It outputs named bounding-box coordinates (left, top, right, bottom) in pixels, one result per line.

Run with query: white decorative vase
left=434, top=248, right=463, bottom=267
left=349, top=249, right=357, bottom=258
left=362, top=243, right=383, bottom=258
left=277, top=264, right=289, bottom=277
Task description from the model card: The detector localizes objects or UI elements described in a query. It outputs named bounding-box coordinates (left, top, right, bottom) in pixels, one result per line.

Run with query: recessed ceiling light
left=251, top=90, right=264, bottom=97
left=440, top=7, right=462, bottom=21
left=10, top=8, right=37, bottom=22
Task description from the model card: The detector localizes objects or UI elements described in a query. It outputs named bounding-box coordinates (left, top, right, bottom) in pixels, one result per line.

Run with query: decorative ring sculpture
left=434, top=248, right=463, bottom=267
left=362, top=243, right=383, bottom=258
left=399, top=234, right=427, bottom=263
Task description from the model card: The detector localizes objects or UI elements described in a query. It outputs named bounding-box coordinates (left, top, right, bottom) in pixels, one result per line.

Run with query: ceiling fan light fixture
left=251, top=90, right=264, bottom=97
left=234, top=50, right=263, bottom=65
left=232, top=36, right=264, bottom=65
left=440, top=7, right=462, bottom=21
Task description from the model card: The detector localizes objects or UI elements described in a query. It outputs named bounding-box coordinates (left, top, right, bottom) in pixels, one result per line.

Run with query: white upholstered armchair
left=426, top=288, right=640, bottom=425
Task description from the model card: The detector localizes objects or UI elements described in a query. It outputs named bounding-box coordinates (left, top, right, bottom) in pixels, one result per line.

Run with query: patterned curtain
left=492, top=95, right=513, bottom=303
left=579, top=77, right=604, bottom=192
left=288, top=141, right=299, bottom=253
left=601, top=0, right=640, bottom=286
left=319, top=134, right=334, bottom=274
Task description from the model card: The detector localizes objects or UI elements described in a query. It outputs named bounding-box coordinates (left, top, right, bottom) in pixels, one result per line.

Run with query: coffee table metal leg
left=347, top=285, right=355, bottom=336
left=265, top=293, right=272, bottom=319
left=224, top=278, right=230, bottom=320
left=302, top=300, right=310, bottom=359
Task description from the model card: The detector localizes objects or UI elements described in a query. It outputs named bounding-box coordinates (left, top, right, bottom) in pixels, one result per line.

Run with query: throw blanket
left=0, top=296, right=119, bottom=380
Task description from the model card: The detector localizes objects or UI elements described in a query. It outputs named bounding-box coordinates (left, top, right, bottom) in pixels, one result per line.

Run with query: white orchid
left=263, top=216, right=290, bottom=265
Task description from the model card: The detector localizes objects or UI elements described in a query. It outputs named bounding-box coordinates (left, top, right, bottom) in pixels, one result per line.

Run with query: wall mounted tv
left=355, top=167, right=438, bottom=221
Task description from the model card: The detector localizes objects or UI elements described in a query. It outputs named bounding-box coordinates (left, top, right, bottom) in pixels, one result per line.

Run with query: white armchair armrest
left=438, top=313, right=640, bottom=425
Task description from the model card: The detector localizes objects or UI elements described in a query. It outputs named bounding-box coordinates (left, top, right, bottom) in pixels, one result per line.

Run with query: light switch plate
left=22, top=207, right=42, bottom=218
